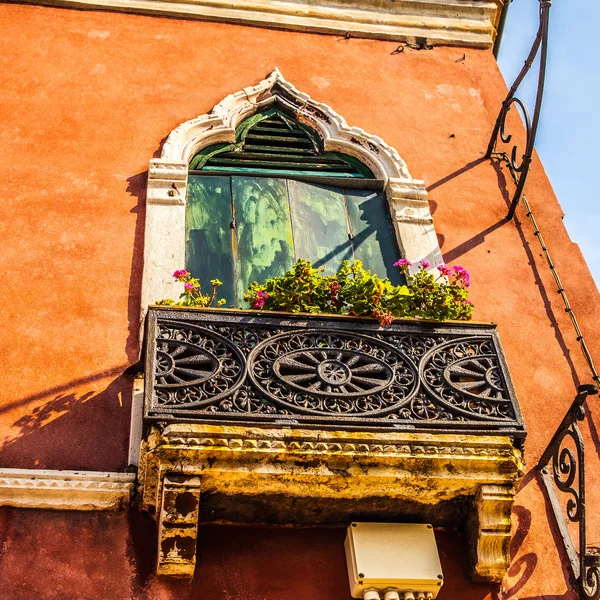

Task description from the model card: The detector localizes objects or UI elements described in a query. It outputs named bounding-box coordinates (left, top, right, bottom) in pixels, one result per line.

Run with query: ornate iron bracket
left=487, top=0, right=551, bottom=219
left=537, top=384, right=600, bottom=599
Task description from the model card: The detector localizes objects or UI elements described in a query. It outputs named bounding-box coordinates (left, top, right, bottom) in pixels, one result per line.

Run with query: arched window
left=185, top=108, right=403, bottom=306
left=141, top=70, right=443, bottom=314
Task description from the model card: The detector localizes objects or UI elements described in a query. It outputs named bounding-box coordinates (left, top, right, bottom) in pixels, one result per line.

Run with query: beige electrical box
left=345, top=522, right=443, bottom=599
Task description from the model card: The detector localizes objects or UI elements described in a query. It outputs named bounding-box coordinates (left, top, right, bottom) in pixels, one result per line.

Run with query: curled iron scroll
left=550, top=426, right=582, bottom=522
left=499, top=97, right=532, bottom=173
left=537, top=385, right=600, bottom=600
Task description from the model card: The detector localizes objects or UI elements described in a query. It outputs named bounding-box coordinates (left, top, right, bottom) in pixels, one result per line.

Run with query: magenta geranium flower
left=419, top=260, right=431, bottom=269
left=252, top=290, right=269, bottom=308
left=437, top=264, right=453, bottom=277
left=184, top=283, right=194, bottom=290
left=393, top=258, right=412, bottom=268
left=173, top=269, right=188, bottom=280
left=452, top=265, right=471, bottom=288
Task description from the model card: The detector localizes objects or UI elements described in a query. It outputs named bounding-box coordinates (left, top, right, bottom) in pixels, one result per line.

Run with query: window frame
left=141, top=69, right=443, bottom=325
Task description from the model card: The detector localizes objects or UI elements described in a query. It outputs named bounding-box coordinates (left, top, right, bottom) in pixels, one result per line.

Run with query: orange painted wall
left=0, top=511, right=494, bottom=600
left=0, top=3, right=598, bottom=598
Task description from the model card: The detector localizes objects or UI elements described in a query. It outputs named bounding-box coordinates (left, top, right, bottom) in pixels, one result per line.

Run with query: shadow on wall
left=0, top=167, right=150, bottom=472
left=126, top=518, right=496, bottom=600
left=427, top=156, right=581, bottom=392
left=0, top=370, right=133, bottom=472
left=489, top=159, right=581, bottom=391
left=125, top=170, right=148, bottom=363
left=126, top=132, right=172, bottom=361
left=427, top=157, right=507, bottom=264
left=490, top=469, right=578, bottom=600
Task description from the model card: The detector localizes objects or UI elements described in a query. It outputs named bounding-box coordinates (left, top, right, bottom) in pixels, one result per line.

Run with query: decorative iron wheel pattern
left=153, top=322, right=246, bottom=408
left=145, top=310, right=524, bottom=434
left=420, top=337, right=515, bottom=420
left=247, top=331, right=418, bottom=415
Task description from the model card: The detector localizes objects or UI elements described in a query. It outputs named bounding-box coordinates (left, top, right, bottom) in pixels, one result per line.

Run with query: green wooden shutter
left=190, top=109, right=373, bottom=179
left=287, top=181, right=403, bottom=283
left=185, top=175, right=235, bottom=305
left=185, top=175, right=403, bottom=307
left=231, top=176, right=295, bottom=305
left=287, top=180, right=352, bottom=275
left=344, top=189, right=404, bottom=285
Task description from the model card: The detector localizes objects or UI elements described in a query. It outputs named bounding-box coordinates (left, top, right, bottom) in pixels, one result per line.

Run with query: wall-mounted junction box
left=344, top=523, right=444, bottom=599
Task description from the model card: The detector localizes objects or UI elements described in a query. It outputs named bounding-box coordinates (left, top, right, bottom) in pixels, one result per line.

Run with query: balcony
left=138, top=307, right=525, bottom=579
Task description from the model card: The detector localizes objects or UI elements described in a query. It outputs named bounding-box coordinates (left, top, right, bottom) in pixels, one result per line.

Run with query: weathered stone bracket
left=386, top=178, right=443, bottom=275
left=157, top=473, right=201, bottom=577
left=467, top=484, right=515, bottom=582
left=139, top=424, right=524, bottom=580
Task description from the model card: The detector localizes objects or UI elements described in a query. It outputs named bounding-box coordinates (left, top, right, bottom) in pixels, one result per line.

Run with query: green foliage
left=156, top=270, right=226, bottom=308
left=157, top=259, right=474, bottom=327
left=244, top=259, right=473, bottom=326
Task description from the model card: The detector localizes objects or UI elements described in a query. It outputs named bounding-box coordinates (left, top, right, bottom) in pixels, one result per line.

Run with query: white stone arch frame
left=141, top=69, right=443, bottom=311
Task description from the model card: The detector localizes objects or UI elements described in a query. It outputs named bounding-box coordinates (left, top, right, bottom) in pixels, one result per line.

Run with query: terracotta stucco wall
left=1, top=4, right=599, bottom=598
left=0, top=510, right=493, bottom=600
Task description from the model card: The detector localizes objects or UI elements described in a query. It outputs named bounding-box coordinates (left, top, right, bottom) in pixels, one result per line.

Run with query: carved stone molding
left=467, top=484, right=515, bottom=582
left=147, top=160, right=187, bottom=206
left=158, top=68, right=413, bottom=179
left=0, top=468, right=135, bottom=511
left=18, top=0, right=502, bottom=49
left=138, top=423, right=524, bottom=580
left=141, top=70, right=444, bottom=312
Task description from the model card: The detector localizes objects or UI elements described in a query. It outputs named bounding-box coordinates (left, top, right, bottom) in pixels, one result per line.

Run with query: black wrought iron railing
left=537, top=385, right=600, bottom=600
left=487, top=0, right=551, bottom=220
left=143, top=307, right=525, bottom=440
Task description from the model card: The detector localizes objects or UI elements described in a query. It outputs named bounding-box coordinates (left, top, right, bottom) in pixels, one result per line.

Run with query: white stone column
left=140, top=159, right=188, bottom=314
left=386, top=178, right=444, bottom=275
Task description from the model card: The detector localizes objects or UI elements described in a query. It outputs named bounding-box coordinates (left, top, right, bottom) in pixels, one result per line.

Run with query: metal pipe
left=493, top=0, right=513, bottom=59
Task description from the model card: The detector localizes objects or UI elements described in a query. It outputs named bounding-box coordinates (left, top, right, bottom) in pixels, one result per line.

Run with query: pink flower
left=379, top=313, right=394, bottom=327
left=419, top=260, right=431, bottom=269
left=393, top=258, right=412, bottom=268
left=374, top=309, right=394, bottom=327
left=252, top=290, right=269, bottom=308
left=184, top=283, right=194, bottom=290
left=173, top=269, right=188, bottom=280
left=452, top=265, right=471, bottom=288
left=437, top=264, right=454, bottom=277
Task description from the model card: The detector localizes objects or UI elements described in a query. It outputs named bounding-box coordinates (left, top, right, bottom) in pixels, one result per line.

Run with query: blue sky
left=497, top=0, right=600, bottom=287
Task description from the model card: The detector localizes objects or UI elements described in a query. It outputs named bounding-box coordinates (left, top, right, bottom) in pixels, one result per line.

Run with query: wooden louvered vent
left=189, top=109, right=373, bottom=178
